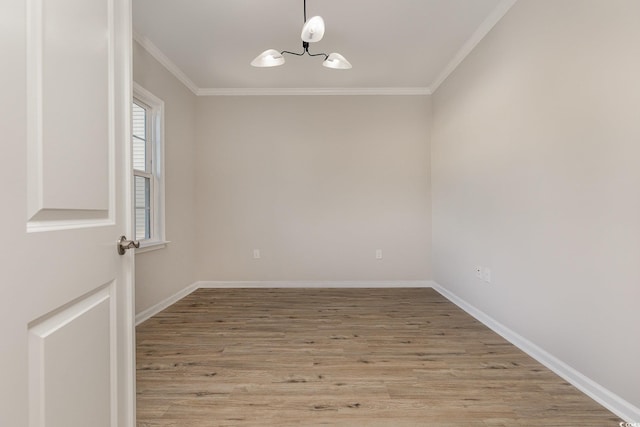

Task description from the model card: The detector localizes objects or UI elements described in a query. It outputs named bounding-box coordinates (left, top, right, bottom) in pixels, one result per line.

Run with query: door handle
left=117, top=235, right=140, bottom=255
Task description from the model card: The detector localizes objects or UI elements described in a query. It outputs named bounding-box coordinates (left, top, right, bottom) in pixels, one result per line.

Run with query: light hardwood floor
left=136, top=288, right=621, bottom=426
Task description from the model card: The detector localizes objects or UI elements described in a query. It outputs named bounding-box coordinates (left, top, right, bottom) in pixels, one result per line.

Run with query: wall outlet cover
left=483, top=268, right=491, bottom=283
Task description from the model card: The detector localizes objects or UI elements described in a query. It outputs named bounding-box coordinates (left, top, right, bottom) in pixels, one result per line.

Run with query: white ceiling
left=132, top=0, right=515, bottom=94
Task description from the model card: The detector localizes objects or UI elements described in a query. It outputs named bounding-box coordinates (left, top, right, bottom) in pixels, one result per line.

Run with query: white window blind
left=132, top=102, right=148, bottom=172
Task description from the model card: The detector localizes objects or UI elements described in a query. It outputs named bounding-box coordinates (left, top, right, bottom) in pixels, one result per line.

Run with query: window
left=132, top=83, right=165, bottom=251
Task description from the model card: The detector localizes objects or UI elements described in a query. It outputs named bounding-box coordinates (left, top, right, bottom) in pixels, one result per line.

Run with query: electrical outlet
left=253, top=249, right=261, bottom=259
left=483, top=267, right=491, bottom=283
left=475, top=266, right=482, bottom=279
left=376, top=249, right=383, bottom=260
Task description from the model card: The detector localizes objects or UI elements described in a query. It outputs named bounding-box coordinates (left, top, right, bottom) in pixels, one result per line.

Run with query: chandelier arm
left=281, top=50, right=305, bottom=57
left=281, top=49, right=328, bottom=61
left=306, top=51, right=329, bottom=60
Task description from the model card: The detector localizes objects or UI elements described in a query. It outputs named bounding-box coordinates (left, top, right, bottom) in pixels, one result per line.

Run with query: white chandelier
left=251, top=0, right=352, bottom=70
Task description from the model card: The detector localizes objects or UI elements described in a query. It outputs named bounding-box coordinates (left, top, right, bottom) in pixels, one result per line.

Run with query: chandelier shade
left=250, top=49, right=285, bottom=67
left=300, top=16, right=325, bottom=42
left=322, top=53, right=352, bottom=69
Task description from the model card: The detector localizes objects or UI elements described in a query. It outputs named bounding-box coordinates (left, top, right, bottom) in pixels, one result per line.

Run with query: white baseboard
left=135, top=282, right=199, bottom=326
left=196, top=280, right=432, bottom=289
left=432, top=282, right=640, bottom=423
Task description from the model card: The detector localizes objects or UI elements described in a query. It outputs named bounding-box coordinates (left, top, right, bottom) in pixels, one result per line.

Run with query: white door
left=0, top=0, right=134, bottom=426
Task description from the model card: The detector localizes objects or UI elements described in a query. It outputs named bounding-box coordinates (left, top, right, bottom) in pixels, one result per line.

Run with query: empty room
left=1, top=0, right=639, bottom=426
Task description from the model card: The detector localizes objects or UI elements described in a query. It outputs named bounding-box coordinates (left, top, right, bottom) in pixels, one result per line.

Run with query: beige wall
left=432, top=0, right=640, bottom=409
left=133, top=41, right=197, bottom=313
left=195, top=96, right=432, bottom=281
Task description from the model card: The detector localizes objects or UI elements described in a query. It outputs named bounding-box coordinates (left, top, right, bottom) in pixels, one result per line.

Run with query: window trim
left=132, top=82, right=167, bottom=252
left=133, top=100, right=153, bottom=242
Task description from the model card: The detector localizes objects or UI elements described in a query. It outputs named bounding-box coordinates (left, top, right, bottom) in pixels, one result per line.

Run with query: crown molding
left=132, top=36, right=430, bottom=96
left=197, top=87, right=431, bottom=96
left=132, top=32, right=199, bottom=95
left=133, top=0, right=517, bottom=97
left=428, top=0, right=518, bottom=94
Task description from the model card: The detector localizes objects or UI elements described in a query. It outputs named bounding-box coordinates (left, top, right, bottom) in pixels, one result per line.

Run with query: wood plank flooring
left=136, top=288, right=621, bottom=426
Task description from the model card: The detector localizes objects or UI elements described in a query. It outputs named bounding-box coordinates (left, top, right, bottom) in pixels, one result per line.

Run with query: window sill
left=135, top=240, right=170, bottom=254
